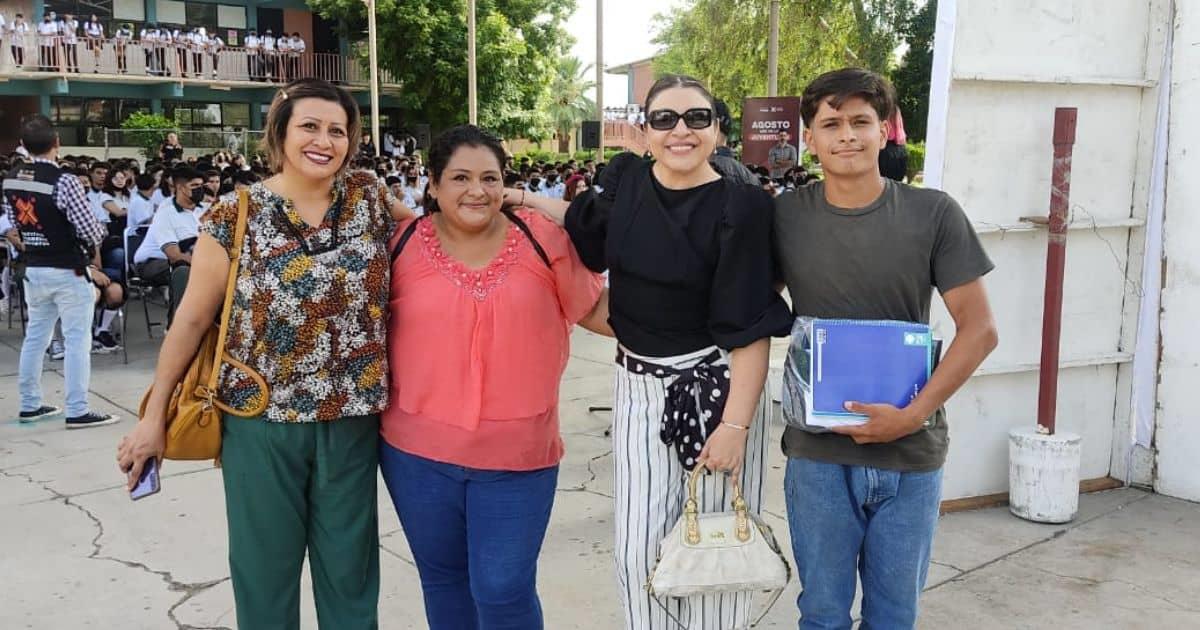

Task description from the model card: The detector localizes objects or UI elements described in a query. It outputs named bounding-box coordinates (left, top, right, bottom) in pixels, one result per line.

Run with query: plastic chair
left=124, top=226, right=163, bottom=341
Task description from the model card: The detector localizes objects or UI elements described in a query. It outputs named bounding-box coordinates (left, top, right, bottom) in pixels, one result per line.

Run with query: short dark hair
left=800, top=67, right=896, bottom=128
left=260, top=78, right=361, bottom=174
left=172, top=167, right=202, bottom=185
left=135, top=173, right=156, bottom=190
left=644, top=74, right=716, bottom=113
left=90, top=161, right=111, bottom=173
left=19, top=115, right=58, bottom=155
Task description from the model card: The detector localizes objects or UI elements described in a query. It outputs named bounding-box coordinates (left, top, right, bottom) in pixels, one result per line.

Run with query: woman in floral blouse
left=117, top=78, right=413, bottom=629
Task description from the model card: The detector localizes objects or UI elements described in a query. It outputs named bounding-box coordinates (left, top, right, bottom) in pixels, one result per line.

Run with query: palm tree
left=546, top=56, right=597, bottom=154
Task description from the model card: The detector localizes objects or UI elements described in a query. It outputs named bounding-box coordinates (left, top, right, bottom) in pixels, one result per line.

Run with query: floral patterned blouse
left=199, top=171, right=395, bottom=422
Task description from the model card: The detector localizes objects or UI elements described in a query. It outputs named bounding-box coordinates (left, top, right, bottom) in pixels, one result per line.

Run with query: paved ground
left=1, top=303, right=1198, bottom=629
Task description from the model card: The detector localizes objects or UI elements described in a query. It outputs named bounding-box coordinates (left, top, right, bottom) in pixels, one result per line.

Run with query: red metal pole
left=1036, top=107, right=1078, bottom=435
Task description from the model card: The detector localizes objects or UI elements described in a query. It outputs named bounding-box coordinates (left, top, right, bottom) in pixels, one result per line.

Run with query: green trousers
left=221, top=413, right=381, bottom=630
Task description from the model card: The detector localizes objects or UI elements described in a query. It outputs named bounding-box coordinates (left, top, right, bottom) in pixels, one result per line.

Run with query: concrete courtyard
left=1, top=305, right=1198, bottom=629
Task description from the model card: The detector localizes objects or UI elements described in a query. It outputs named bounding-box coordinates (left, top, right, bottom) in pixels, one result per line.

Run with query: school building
left=0, top=0, right=403, bottom=154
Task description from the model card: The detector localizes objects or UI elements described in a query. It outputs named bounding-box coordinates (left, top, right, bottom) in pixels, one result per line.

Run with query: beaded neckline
left=418, top=218, right=522, bottom=302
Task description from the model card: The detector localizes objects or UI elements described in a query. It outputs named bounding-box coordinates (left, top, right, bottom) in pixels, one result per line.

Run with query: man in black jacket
left=2, top=115, right=120, bottom=429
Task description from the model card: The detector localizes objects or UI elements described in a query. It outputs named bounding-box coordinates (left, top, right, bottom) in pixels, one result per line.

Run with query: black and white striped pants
left=612, top=345, right=770, bottom=630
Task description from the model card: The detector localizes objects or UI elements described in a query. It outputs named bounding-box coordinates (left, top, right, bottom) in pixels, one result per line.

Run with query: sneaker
left=65, top=412, right=121, bottom=430
left=49, top=339, right=65, bottom=361
left=92, top=331, right=120, bottom=354
left=19, top=405, right=62, bottom=423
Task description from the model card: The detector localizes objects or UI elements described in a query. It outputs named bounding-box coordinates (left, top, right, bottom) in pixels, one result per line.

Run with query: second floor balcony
left=0, top=37, right=399, bottom=91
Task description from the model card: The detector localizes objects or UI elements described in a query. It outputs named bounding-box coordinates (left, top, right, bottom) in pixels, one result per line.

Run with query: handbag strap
left=201, top=189, right=251, bottom=406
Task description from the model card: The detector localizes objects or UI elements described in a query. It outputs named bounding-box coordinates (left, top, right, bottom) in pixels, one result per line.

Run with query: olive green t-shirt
left=773, top=178, right=994, bottom=472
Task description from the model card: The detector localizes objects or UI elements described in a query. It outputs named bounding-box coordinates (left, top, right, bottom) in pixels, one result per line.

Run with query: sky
left=565, top=0, right=683, bottom=108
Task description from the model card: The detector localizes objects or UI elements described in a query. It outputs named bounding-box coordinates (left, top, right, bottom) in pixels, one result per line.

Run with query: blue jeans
left=19, top=267, right=95, bottom=417
left=784, top=456, right=943, bottom=630
left=379, top=444, right=558, bottom=630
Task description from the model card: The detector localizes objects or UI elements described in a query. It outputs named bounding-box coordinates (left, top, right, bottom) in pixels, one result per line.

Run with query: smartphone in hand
left=130, top=458, right=161, bottom=501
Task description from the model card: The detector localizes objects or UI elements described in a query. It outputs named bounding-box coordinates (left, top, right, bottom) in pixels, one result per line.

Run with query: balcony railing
left=0, top=37, right=398, bottom=87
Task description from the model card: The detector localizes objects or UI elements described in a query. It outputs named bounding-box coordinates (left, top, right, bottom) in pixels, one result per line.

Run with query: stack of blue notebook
left=782, top=318, right=937, bottom=430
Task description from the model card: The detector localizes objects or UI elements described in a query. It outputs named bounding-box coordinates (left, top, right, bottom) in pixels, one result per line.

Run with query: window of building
left=217, top=5, right=246, bottom=29
left=222, top=103, right=251, bottom=129
left=113, top=0, right=144, bottom=22
left=49, top=97, right=150, bottom=147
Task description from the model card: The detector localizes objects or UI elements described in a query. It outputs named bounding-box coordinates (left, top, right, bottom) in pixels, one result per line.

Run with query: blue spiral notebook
left=792, top=318, right=936, bottom=428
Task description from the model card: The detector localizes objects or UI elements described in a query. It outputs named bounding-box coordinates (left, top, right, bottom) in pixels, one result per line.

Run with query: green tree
left=120, top=112, right=176, bottom=160
left=652, top=0, right=914, bottom=120
left=545, top=56, right=596, bottom=154
left=307, top=0, right=575, bottom=140
left=891, top=0, right=935, bottom=141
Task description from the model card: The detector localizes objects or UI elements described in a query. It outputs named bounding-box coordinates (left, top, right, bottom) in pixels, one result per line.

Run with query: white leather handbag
left=647, top=466, right=792, bottom=628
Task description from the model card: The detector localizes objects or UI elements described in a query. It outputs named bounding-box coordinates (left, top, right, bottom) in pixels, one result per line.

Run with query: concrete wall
left=281, top=8, right=313, bottom=46
left=1156, top=2, right=1200, bottom=501
left=927, top=0, right=1169, bottom=499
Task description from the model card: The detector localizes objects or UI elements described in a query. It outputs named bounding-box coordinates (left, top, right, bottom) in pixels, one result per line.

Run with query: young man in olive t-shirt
left=773, top=68, right=998, bottom=629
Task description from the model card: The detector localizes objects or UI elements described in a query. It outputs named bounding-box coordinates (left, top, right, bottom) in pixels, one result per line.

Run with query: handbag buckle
left=196, top=385, right=216, bottom=411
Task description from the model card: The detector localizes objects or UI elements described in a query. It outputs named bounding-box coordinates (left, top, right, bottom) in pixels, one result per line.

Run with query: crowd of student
left=0, top=11, right=306, bottom=81
left=8, top=68, right=993, bottom=630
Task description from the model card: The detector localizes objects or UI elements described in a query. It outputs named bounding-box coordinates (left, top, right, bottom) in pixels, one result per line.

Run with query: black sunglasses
left=646, top=108, right=714, bottom=131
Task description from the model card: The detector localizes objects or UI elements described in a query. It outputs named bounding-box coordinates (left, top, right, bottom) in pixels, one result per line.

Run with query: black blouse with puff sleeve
left=565, top=152, right=792, bottom=357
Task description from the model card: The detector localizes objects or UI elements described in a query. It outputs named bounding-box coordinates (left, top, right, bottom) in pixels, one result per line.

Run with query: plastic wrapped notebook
left=781, top=317, right=940, bottom=432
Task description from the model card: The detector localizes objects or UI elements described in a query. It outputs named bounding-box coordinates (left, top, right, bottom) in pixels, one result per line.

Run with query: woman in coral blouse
left=381, top=125, right=611, bottom=630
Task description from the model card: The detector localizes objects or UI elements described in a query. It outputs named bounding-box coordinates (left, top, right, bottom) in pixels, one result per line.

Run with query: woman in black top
left=159, top=132, right=183, bottom=163
left=507, top=75, right=791, bottom=630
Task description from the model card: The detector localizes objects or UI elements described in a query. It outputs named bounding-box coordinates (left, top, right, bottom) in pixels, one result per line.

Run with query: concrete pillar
left=38, top=94, right=51, bottom=117
left=246, top=0, right=257, bottom=30
left=150, top=98, right=163, bottom=115
left=144, top=0, right=156, bottom=23
left=33, top=0, right=44, bottom=21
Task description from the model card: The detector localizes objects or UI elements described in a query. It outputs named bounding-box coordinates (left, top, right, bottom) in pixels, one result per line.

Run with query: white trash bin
left=1008, top=427, right=1081, bottom=523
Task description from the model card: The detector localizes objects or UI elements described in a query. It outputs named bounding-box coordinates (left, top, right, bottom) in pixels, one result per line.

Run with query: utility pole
left=768, top=0, right=780, bottom=96
left=596, top=0, right=605, bottom=159
left=365, top=0, right=381, bottom=155
left=468, top=0, right=478, bottom=125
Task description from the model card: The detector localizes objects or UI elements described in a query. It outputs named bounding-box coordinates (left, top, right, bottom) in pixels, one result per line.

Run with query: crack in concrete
left=17, top=464, right=219, bottom=507
left=924, top=491, right=1154, bottom=593
left=929, top=559, right=967, bottom=574
left=557, top=449, right=614, bottom=499
left=379, top=543, right=417, bottom=568
left=1025, top=565, right=1200, bottom=613
left=1, top=469, right=232, bottom=629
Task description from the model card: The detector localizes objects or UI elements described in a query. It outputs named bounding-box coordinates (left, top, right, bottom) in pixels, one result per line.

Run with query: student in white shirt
left=8, top=14, right=28, bottom=67
left=207, top=32, right=223, bottom=79
left=132, top=169, right=204, bottom=323
left=37, top=13, right=58, bottom=71
left=289, top=33, right=304, bottom=79
left=61, top=14, right=80, bottom=72
left=276, top=33, right=291, bottom=80
left=139, top=25, right=153, bottom=73
left=189, top=27, right=205, bottom=77
left=261, top=29, right=276, bottom=80
left=113, top=22, right=131, bottom=73
left=244, top=29, right=261, bottom=80
left=170, top=28, right=188, bottom=76
left=84, top=14, right=103, bottom=72
left=127, top=174, right=158, bottom=228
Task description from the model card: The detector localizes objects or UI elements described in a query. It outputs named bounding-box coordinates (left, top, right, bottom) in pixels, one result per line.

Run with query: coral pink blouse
left=382, top=209, right=604, bottom=471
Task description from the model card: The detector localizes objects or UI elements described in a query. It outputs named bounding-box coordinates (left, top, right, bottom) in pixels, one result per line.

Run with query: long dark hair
left=424, top=125, right=507, bottom=214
